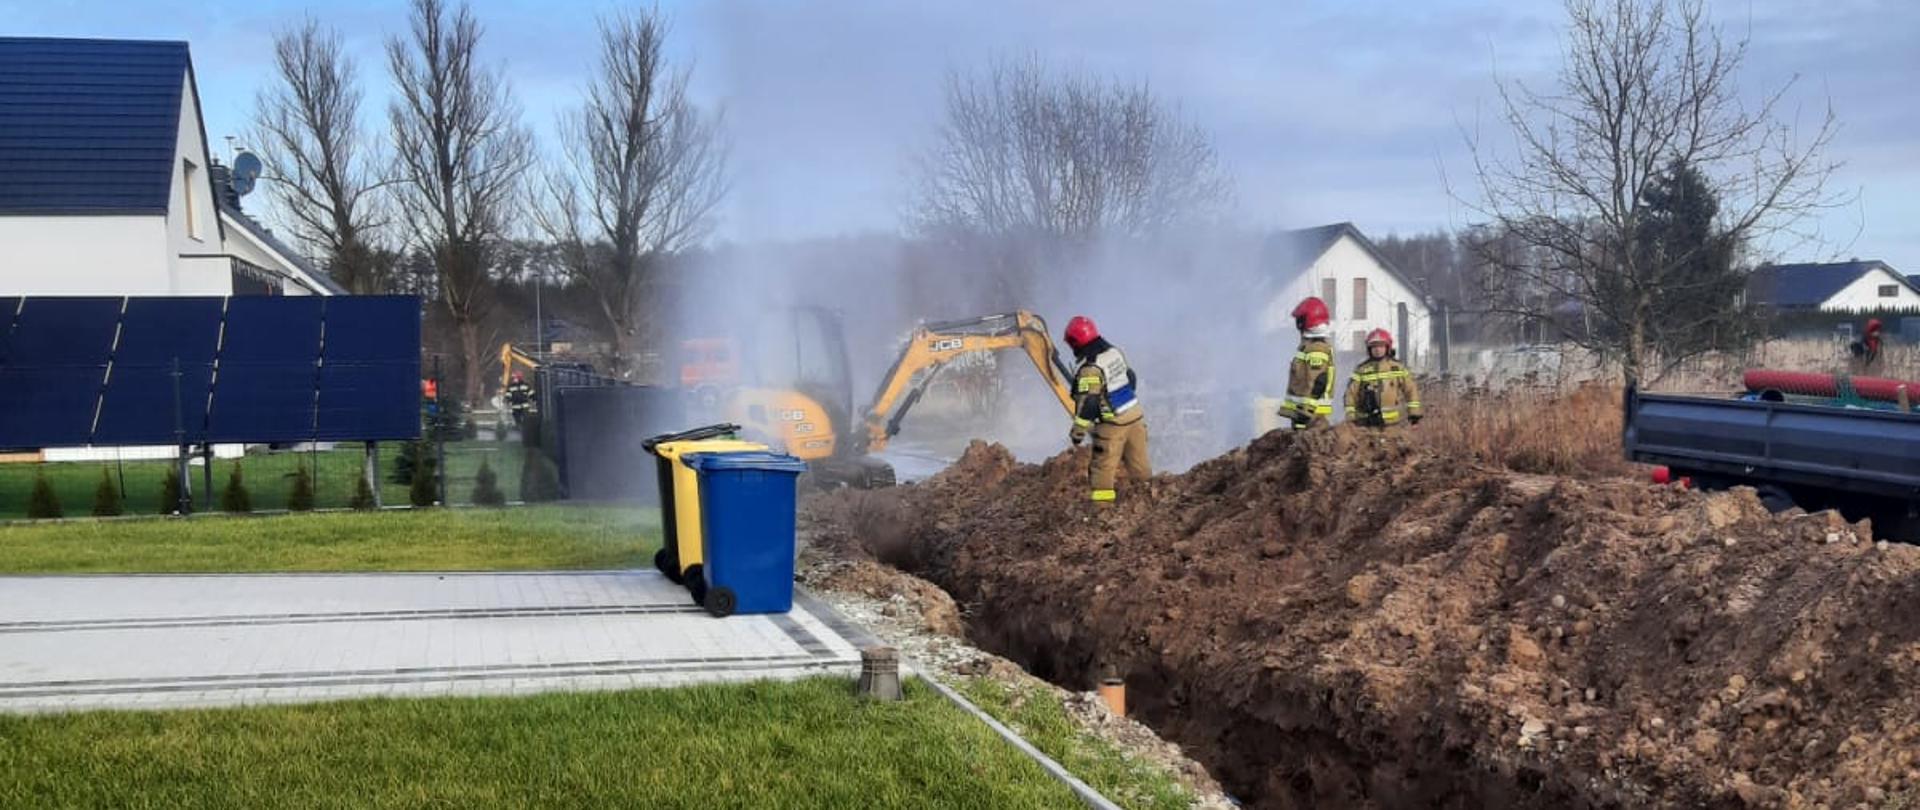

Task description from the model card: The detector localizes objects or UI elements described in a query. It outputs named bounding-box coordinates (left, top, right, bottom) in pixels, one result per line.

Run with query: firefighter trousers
left=1089, top=418, right=1150, bottom=502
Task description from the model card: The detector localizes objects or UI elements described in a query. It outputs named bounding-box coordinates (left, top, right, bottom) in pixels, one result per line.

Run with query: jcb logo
left=929, top=338, right=964, bottom=352
left=777, top=409, right=807, bottom=422
left=794, top=423, right=816, bottom=434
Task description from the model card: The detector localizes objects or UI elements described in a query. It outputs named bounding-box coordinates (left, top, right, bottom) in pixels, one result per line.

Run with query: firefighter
left=1063, top=316, right=1149, bottom=504
left=506, top=372, right=534, bottom=426
left=1345, top=328, right=1423, bottom=428
left=1849, top=318, right=1884, bottom=373
left=1280, top=296, right=1336, bottom=429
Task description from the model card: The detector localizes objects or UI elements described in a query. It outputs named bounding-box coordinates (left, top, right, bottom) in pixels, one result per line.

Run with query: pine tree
left=350, top=472, right=379, bottom=511
left=92, top=468, right=124, bottom=517
left=409, top=454, right=438, bottom=507
left=221, top=464, right=253, bottom=513
left=160, top=466, right=189, bottom=515
left=471, top=457, right=506, bottom=506
left=26, top=472, right=62, bottom=519
left=288, top=464, right=316, bottom=512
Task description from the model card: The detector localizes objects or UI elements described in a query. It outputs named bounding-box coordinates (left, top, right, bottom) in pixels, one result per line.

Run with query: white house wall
left=165, top=72, right=229, bottom=295
left=1821, top=267, right=1920, bottom=312
left=0, top=215, right=171, bottom=294
left=1261, top=234, right=1434, bottom=366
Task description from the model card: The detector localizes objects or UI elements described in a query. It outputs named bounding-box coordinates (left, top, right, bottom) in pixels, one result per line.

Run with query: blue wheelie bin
left=683, top=451, right=809, bottom=618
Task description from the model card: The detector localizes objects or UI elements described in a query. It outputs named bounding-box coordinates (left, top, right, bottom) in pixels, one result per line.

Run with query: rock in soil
left=805, top=431, right=1920, bottom=810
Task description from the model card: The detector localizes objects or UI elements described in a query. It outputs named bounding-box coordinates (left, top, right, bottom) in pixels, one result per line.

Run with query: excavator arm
left=858, top=311, right=1078, bottom=453
left=499, top=343, right=540, bottom=391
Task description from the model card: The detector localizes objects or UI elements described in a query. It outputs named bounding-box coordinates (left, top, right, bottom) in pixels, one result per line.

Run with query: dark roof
left=1747, top=260, right=1914, bottom=308
left=1263, top=221, right=1427, bottom=297
left=0, top=38, right=191, bottom=214
left=219, top=200, right=347, bottom=295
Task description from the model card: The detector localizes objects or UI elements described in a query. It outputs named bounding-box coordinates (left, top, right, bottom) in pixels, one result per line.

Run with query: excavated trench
left=813, top=431, right=1920, bottom=809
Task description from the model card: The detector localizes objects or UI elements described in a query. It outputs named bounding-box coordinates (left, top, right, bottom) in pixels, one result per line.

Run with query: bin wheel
left=705, top=586, right=737, bottom=618
left=685, top=564, right=707, bottom=606
left=655, top=547, right=682, bottom=584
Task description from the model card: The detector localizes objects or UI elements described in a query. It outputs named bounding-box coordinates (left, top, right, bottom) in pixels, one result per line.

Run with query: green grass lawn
left=0, top=505, right=657, bottom=574
left=960, top=679, right=1194, bottom=810
left=0, top=678, right=1085, bottom=810
left=0, top=441, right=528, bottom=519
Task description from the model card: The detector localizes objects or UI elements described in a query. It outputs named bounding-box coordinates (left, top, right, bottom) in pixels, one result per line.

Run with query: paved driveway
left=0, top=570, right=864, bottom=713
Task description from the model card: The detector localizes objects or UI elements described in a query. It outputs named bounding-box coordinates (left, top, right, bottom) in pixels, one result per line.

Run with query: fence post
left=171, top=357, right=191, bottom=515
left=366, top=441, right=382, bottom=508
left=433, top=355, right=447, bottom=507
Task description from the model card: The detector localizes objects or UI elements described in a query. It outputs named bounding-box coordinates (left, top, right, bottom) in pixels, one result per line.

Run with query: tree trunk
left=458, top=317, right=486, bottom=405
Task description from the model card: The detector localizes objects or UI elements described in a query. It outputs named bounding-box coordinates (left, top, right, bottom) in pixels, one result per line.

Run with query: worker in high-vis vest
left=1345, top=328, right=1423, bottom=428
left=1281, top=297, right=1336, bottom=429
left=1063, top=316, right=1149, bottom=504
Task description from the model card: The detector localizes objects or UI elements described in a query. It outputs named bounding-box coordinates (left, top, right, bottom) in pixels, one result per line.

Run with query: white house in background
left=1747, top=260, right=1920, bottom=313
left=0, top=37, right=340, bottom=297
left=1259, top=222, right=1433, bottom=364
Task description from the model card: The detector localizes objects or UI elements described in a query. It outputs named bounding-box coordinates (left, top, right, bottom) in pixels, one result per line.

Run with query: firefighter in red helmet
left=1063, top=315, right=1149, bottom=504
left=1281, top=297, right=1335, bottom=429
left=1849, top=318, right=1884, bottom=373
left=1346, top=328, right=1422, bottom=428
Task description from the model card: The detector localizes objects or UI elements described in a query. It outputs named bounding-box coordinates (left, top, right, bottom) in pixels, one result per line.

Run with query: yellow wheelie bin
left=642, top=424, right=766, bottom=602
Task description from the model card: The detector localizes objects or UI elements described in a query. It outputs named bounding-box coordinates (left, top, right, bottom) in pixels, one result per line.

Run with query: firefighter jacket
left=1281, top=337, right=1335, bottom=424
left=1345, top=356, right=1422, bottom=427
left=1072, top=339, right=1143, bottom=428
left=507, top=381, right=534, bottom=412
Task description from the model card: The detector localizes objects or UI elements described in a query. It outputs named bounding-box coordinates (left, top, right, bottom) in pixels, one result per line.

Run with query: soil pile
left=810, top=430, right=1920, bottom=809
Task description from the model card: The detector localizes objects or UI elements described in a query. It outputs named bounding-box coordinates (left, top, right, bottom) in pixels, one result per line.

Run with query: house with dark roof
left=0, top=37, right=337, bottom=296
left=1746, top=260, right=1920, bottom=313
left=1260, top=222, right=1432, bottom=362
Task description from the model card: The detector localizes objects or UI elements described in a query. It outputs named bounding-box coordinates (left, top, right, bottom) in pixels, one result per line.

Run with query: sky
left=7, top=0, right=1917, bottom=267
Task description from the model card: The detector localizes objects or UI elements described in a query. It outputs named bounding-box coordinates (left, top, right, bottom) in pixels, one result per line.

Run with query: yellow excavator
left=687, top=309, right=1078, bottom=488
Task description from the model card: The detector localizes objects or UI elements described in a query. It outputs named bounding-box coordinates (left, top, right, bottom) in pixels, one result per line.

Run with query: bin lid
left=654, top=439, right=769, bottom=460
left=683, top=451, right=809, bottom=474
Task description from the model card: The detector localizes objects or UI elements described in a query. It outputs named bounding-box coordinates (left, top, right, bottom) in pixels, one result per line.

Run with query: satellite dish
left=230, top=149, right=263, bottom=197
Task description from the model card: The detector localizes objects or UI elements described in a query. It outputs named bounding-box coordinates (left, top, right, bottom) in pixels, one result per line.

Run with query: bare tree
left=387, top=0, right=533, bottom=403
left=252, top=19, right=389, bottom=294
left=912, top=57, right=1231, bottom=298
left=1463, top=0, right=1842, bottom=383
left=538, top=10, right=727, bottom=377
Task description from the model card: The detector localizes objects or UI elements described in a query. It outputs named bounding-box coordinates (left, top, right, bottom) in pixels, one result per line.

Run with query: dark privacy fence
left=0, top=295, right=421, bottom=450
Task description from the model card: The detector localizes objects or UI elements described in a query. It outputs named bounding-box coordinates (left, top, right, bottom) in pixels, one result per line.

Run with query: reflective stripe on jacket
left=1074, top=345, right=1141, bottom=426
left=1282, top=338, right=1335, bottom=417
left=1344, top=357, right=1422, bottom=426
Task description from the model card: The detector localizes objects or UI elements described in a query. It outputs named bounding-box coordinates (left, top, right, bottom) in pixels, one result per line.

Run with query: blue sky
left=8, top=0, right=1917, bottom=267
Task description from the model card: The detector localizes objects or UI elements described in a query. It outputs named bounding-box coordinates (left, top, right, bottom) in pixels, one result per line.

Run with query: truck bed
left=1624, top=388, right=1920, bottom=503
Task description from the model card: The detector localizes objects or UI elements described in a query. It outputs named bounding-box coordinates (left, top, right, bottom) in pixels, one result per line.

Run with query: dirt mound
left=811, top=431, right=1920, bottom=809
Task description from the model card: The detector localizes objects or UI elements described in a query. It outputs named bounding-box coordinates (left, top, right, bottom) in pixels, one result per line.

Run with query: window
left=182, top=159, right=202, bottom=240
left=1321, top=278, right=1338, bottom=319
left=1352, top=278, right=1369, bottom=319
left=1880, top=284, right=1900, bottom=298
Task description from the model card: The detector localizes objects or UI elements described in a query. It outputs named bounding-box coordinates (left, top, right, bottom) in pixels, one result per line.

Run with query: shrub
left=288, top=464, right=316, bottom=512
left=519, top=451, right=563, bottom=503
left=392, top=439, right=425, bottom=484
left=92, top=468, right=124, bottom=517
left=221, top=464, right=253, bottom=514
left=160, top=466, right=189, bottom=515
left=1418, top=382, right=1630, bottom=479
left=26, top=472, right=62, bottom=519
left=471, top=457, right=506, bottom=507
left=349, top=473, right=379, bottom=511
left=409, top=451, right=439, bottom=508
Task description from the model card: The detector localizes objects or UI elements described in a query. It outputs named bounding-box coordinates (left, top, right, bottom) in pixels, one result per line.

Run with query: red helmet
left=1365, top=328, right=1393, bottom=350
left=1292, top=297, right=1330, bottom=330
left=1064, top=316, right=1100, bottom=349
left=511, top=371, right=525, bottom=382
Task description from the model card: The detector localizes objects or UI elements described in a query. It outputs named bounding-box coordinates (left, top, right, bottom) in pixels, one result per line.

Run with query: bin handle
left=643, top=423, right=742, bottom=451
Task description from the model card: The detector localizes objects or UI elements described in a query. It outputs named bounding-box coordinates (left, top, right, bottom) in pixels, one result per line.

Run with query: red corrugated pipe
left=1743, top=369, right=1920, bottom=404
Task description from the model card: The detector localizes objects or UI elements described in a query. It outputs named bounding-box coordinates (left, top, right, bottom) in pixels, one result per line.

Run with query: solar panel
left=313, top=296, right=420, bottom=440
left=206, top=296, right=323, bottom=442
left=93, top=297, right=223, bottom=445
left=0, top=295, right=421, bottom=449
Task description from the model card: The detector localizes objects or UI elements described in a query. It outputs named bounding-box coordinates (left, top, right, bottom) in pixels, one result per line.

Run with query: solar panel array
left=0, top=295, right=420, bottom=450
